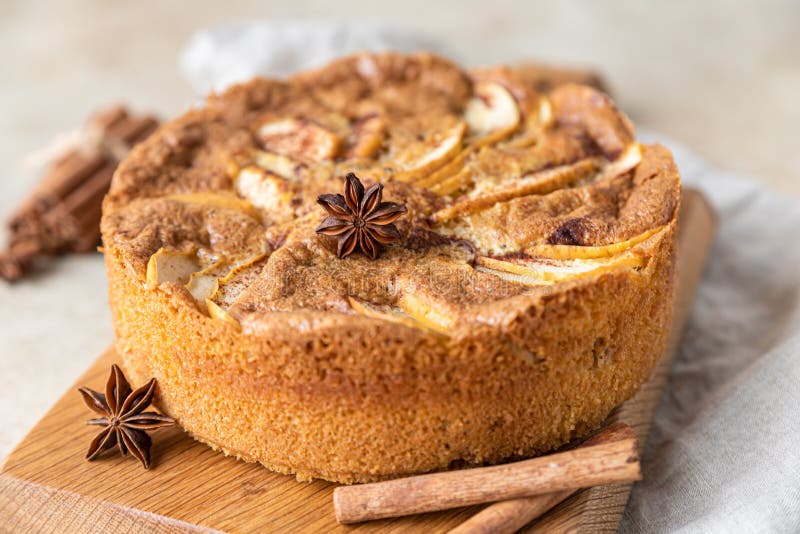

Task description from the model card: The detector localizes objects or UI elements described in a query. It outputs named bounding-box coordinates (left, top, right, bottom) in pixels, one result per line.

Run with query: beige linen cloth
left=182, top=21, right=800, bottom=533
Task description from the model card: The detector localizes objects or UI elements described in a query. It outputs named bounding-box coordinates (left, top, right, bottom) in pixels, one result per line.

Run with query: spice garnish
left=78, top=364, right=175, bottom=469
left=315, top=173, right=407, bottom=259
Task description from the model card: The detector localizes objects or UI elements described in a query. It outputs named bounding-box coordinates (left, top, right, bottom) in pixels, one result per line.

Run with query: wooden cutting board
left=0, top=189, right=716, bottom=533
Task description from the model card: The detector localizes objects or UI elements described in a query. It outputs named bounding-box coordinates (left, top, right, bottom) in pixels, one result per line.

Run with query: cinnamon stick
left=0, top=105, right=159, bottom=281
left=333, top=424, right=640, bottom=524
left=448, top=423, right=635, bottom=534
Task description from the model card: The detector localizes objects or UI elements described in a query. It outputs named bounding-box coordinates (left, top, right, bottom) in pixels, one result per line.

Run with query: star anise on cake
left=316, top=173, right=407, bottom=259
left=78, top=364, right=175, bottom=469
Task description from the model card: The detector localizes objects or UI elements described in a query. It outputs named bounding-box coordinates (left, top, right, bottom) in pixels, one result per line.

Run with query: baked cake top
left=101, top=52, right=680, bottom=338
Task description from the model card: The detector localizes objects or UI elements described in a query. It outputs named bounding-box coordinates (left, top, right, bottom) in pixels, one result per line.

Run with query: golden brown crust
left=101, top=52, right=680, bottom=483
left=510, top=62, right=608, bottom=94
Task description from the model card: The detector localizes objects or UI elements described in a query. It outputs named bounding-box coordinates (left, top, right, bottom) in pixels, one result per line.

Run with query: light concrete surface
left=1, top=0, right=798, bottom=459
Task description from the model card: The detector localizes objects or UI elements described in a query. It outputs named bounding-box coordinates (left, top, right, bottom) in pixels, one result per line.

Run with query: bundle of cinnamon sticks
left=0, top=105, right=159, bottom=281
left=333, top=422, right=640, bottom=532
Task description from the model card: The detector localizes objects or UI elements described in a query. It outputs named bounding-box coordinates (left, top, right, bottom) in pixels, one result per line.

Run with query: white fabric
left=181, top=22, right=800, bottom=533
left=181, top=19, right=451, bottom=95
left=622, top=134, right=800, bottom=533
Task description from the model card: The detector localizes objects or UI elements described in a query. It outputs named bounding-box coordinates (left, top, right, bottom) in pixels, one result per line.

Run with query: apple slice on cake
left=257, top=118, right=342, bottom=162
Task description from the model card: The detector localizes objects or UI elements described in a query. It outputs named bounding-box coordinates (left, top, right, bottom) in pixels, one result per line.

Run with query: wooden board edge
left=0, top=472, right=209, bottom=533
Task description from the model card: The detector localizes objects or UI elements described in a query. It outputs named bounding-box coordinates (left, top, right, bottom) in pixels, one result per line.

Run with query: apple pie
left=101, top=52, right=680, bottom=483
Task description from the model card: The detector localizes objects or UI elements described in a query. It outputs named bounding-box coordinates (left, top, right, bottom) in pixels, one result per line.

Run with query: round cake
left=101, top=52, right=680, bottom=483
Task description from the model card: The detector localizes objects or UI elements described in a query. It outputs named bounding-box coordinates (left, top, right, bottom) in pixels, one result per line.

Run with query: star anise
left=78, top=364, right=175, bottom=469
left=315, top=173, right=407, bottom=259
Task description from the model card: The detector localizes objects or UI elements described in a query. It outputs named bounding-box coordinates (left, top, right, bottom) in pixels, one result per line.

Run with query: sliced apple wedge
left=252, top=150, right=302, bottom=179
left=347, top=115, right=386, bottom=158
left=257, top=118, right=342, bottom=162
left=201, top=252, right=269, bottom=328
left=146, top=249, right=200, bottom=288
left=411, top=91, right=538, bottom=190
left=185, top=260, right=230, bottom=305
left=347, top=297, right=448, bottom=336
left=475, top=253, right=645, bottom=286
left=234, top=166, right=297, bottom=222
left=164, top=192, right=262, bottom=221
left=505, top=96, right=553, bottom=149
left=474, top=265, right=552, bottom=287
left=528, top=225, right=665, bottom=260
left=205, top=299, right=241, bottom=330
left=432, top=158, right=600, bottom=222
left=393, top=122, right=466, bottom=182
left=209, top=252, right=269, bottom=308
left=396, top=292, right=455, bottom=333
left=594, top=142, right=642, bottom=181
left=429, top=167, right=474, bottom=196
left=465, top=81, right=521, bottom=145
left=412, top=146, right=473, bottom=189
